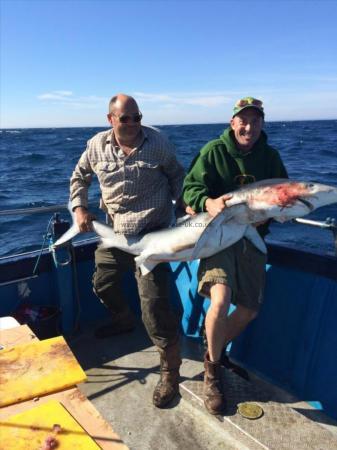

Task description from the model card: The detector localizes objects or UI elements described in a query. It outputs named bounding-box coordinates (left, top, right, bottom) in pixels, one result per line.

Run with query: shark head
left=247, top=180, right=337, bottom=212
left=298, top=182, right=337, bottom=209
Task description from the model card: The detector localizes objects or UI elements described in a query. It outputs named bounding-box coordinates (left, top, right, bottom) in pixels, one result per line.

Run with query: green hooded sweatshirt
left=183, top=127, right=288, bottom=235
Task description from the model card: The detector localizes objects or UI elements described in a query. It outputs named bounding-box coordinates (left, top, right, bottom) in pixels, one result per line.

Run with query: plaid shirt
left=70, top=126, right=185, bottom=235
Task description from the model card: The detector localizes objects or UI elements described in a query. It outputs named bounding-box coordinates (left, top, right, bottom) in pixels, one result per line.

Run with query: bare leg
left=222, top=304, right=258, bottom=346
left=205, top=283, right=231, bottom=362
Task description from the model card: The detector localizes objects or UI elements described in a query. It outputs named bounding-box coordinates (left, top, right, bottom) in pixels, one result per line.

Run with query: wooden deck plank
left=0, top=324, right=37, bottom=348
left=0, top=325, right=128, bottom=449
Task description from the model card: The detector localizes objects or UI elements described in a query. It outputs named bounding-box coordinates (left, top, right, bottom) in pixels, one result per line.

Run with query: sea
left=1, top=120, right=337, bottom=258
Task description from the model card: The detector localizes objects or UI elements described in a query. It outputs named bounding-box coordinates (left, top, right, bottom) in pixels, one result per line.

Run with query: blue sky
left=1, top=0, right=337, bottom=127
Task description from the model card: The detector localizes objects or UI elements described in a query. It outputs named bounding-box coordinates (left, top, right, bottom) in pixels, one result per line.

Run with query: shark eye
left=307, top=183, right=315, bottom=188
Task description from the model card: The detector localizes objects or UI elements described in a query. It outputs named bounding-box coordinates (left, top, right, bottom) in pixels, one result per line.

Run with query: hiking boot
left=94, top=310, right=136, bottom=339
left=204, top=352, right=225, bottom=415
left=203, top=334, right=250, bottom=381
left=153, top=341, right=181, bottom=408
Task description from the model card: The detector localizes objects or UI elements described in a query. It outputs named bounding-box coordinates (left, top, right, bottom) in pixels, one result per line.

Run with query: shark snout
left=308, top=185, right=337, bottom=208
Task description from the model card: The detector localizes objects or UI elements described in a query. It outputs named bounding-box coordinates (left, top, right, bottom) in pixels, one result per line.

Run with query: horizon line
left=1, top=117, right=337, bottom=130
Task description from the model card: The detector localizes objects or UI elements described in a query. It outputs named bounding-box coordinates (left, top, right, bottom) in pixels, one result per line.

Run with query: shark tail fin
left=52, top=200, right=79, bottom=248
left=52, top=223, right=80, bottom=248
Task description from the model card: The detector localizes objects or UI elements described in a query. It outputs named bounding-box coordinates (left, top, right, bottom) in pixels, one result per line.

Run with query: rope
left=32, top=216, right=54, bottom=276
left=70, top=245, right=82, bottom=333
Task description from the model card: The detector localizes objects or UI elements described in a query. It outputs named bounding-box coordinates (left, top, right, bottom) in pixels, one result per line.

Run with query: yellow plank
left=0, top=336, right=87, bottom=407
left=1, top=400, right=100, bottom=449
left=0, top=388, right=129, bottom=449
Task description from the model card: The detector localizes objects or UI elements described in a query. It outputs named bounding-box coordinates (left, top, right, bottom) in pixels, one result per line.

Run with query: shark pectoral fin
left=192, top=207, right=236, bottom=259
left=139, top=262, right=158, bottom=276
left=135, top=252, right=159, bottom=275
left=244, top=225, right=267, bottom=254
left=134, top=253, right=158, bottom=275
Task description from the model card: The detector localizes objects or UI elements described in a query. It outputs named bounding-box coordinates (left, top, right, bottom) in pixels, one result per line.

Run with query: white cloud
left=3, top=87, right=330, bottom=127
left=134, top=91, right=232, bottom=108
left=37, top=91, right=106, bottom=108
left=37, top=91, right=73, bottom=100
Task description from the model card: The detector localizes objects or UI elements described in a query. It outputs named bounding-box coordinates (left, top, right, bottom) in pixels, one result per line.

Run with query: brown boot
left=152, top=341, right=181, bottom=408
left=204, top=352, right=225, bottom=415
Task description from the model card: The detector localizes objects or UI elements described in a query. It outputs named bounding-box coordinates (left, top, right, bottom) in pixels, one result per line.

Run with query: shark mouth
left=298, top=198, right=314, bottom=211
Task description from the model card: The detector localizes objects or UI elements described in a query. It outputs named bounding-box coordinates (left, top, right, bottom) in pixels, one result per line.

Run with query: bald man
left=70, top=94, right=185, bottom=407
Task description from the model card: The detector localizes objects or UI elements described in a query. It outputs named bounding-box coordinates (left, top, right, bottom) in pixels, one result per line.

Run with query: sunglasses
left=112, top=112, right=143, bottom=124
left=235, top=98, right=263, bottom=108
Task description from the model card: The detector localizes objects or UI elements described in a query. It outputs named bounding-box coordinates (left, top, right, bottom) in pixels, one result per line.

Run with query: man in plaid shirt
left=70, top=93, right=185, bottom=408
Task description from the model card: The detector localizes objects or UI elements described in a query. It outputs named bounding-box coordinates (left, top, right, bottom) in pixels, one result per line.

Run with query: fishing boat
left=1, top=204, right=337, bottom=449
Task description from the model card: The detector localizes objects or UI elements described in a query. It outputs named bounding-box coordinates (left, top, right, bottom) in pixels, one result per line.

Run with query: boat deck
left=67, top=318, right=337, bottom=450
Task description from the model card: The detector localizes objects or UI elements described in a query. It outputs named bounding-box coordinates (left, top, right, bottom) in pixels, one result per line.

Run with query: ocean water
left=1, top=121, right=337, bottom=258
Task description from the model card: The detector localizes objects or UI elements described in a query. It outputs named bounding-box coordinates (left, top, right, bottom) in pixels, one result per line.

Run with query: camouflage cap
left=233, top=97, right=264, bottom=117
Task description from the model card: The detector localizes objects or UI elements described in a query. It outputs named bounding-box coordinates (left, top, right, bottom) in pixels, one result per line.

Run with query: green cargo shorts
left=198, top=238, right=267, bottom=311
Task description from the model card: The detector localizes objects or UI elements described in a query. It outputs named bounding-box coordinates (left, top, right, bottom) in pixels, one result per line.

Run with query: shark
left=53, top=179, right=337, bottom=274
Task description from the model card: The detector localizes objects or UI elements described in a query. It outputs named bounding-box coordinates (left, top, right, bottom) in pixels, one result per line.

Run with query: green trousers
left=93, top=247, right=179, bottom=348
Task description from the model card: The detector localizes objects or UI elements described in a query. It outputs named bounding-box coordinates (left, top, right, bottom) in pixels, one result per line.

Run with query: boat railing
left=0, top=204, right=70, bottom=216
left=293, top=217, right=337, bottom=252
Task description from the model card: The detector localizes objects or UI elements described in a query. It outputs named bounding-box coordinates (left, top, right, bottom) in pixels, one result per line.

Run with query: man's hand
left=185, top=205, right=197, bottom=216
left=74, top=207, right=96, bottom=232
left=205, top=194, right=232, bottom=217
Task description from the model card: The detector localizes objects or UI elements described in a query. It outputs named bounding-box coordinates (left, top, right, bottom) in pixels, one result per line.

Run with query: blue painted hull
left=1, top=241, right=336, bottom=419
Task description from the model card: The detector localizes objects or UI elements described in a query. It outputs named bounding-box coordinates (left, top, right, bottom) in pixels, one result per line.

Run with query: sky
left=1, top=0, right=337, bottom=128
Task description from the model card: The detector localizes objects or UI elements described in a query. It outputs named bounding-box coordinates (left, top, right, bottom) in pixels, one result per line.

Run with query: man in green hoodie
left=183, top=97, right=288, bottom=415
